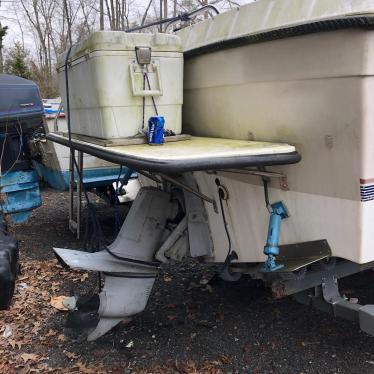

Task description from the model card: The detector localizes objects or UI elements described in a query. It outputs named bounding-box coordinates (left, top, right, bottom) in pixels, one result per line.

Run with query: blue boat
left=34, top=98, right=138, bottom=198
left=0, top=74, right=43, bottom=224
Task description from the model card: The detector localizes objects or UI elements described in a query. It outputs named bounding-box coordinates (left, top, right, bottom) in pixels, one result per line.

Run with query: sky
left=0, top=0, right=254, bottom=54
left=0, top=0, right=33, bottom=51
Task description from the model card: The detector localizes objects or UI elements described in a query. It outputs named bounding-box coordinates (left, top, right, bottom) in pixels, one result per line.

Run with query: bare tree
left=0, top=22, right=8, bottom=73
left=19, top=0, right=58, bottom=78
left=100, top=0, right=105, bottom=30
left=105, top=0, right=132, bottom=30
left=173, top=0, right=177, bottom=17
left=63, top=0, right=73, bottom=46
left=9, top=0, right=246, bottom=96
left=141, top=0, right=154, bottom=26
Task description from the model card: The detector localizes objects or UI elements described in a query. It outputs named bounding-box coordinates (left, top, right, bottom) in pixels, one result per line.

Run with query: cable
left=64, top=45, right=106, bottom=253
left=0, top=106, right=12, bottom=178
left=0, top=121, right=8, bottom=179
left=98, top=272, right=102, bottom=293
left=46, top=44, right=104, bottom=295
left=214, top=179, right=242, bottom=281
left=215, top=179, right=232, bottom=260
left=4, top=119, right=23, bottom=177
left=144, top=71, right=177, bottom=136
left=0, top=119, right=8, bottom=215
left=102, top=271, right=157, bottom=279
left=144, top=73, right=159, bottom=116
left=0, top=117, right=23, bottom=179
left=139, top=70, right=159, bottom=134
left=218, top=192, right=232, bottom=260
left=64, top=46, right=88, bottom=198
left=262, top=177, right=273, bottom=213
left=104, top=245, right=160, bottom=268
left=114, top=165, right=123, bottom=234
left=64, top=45, right=159, bottom=269
left=141, top=73, right=146, bottom=133
left=126, top=5, right=220, bottom=33
left=82, top=203, right=105, bottom=252
left=0, top=108, right=24, bottom=217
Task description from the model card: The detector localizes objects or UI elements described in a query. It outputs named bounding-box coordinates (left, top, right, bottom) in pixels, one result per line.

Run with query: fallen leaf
left=21, top=353, right=39, bottom=363
left=75, top=362, right=97, bottom=373
left=216, top=313, right=225, bottom=321
left=45, top=329, right=58, bottom=337
left=31, top=322, right=41, bottom=334
left=80, top=273, right=89, bottom=282
left=125, top=340, right=134, bottom=348
left=203, top=285, right=213, bottom=293
left=64, top=351, right=79, bottom=360
left=8, top=339, right=22, bottom=349
left=50, top=296, right=70, bottom=311
left=8, top=339, right=16, bottom=349
left=2, top=325, right=12, bottom=338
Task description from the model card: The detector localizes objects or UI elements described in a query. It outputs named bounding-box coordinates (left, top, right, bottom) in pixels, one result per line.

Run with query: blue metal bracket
left=261, top=201, right=289, bottom=272
left=0, top=170, right=42, bottom=224
left=120, top=169, right=134, bottom=186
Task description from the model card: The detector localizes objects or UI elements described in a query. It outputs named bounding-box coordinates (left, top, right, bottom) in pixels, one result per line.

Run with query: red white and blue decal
left=360, top=179, right=374, bottom=201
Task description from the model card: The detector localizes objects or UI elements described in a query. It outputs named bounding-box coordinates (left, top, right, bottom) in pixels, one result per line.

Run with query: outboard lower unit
left=0, top=74, right=43, bottom=224
left=54, top=187, right=177, bottom=340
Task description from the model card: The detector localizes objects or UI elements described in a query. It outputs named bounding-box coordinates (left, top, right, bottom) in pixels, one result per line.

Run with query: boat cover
left=46, top=133, right=300, bottom=173
left=178, top=0, right=374, bottom=57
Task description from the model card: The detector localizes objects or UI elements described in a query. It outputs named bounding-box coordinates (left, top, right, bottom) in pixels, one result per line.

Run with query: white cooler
left=57, top=32, right=183, bottom=139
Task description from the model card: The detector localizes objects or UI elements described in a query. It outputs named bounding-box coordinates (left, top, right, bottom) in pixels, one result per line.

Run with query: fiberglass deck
left=46, top=133, right=301, bottom=173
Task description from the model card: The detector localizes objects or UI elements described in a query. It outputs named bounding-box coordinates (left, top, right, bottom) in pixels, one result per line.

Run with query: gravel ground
left=4, top=187, right=374, bottom=373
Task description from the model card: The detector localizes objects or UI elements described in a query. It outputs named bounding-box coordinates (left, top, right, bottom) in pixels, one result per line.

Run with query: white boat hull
left=180, top=10, right=374, bottom=264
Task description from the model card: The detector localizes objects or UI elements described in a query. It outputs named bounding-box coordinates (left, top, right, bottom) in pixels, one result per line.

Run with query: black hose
left=104, top=245, right=160, bottom=268
left=64, top=46, right=106, bottom=252
left=262, top=178, right=272, bottom=213
left=214, top=178, right=231, bottom=260
left=114, top=165, right=123, bottom=234
left=144, top=73, right=159, bottom=116
left=64, top=46, right=161, bottom=271
left=126, top=5, right=219, bottom=33
left=218, top=192, right=232, bottom=260
left=102, top=271, right=157, bottom=279
left=64, top=47, right=91, bottom=204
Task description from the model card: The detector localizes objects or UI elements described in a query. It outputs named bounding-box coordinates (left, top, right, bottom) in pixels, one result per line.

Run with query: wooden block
left=62, top=132, right=191, bottom=147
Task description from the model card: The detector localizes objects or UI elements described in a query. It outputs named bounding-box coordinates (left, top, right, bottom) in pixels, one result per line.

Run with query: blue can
left=148, top=116, right=165, bottom=145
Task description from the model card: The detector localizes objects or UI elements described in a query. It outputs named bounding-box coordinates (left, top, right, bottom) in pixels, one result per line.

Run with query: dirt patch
left=1, top=187, right=374, bottom=373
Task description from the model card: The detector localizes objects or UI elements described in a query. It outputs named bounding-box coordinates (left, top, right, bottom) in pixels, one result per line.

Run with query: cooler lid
left=58, top=32, right=182, bottom=68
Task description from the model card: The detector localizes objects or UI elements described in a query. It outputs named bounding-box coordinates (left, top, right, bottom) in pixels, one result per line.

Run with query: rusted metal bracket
left=216, top=167, right=289, bottom=190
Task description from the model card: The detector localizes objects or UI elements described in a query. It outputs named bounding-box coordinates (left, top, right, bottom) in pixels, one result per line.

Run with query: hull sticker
left=360, top=179, right=374, bottom=201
